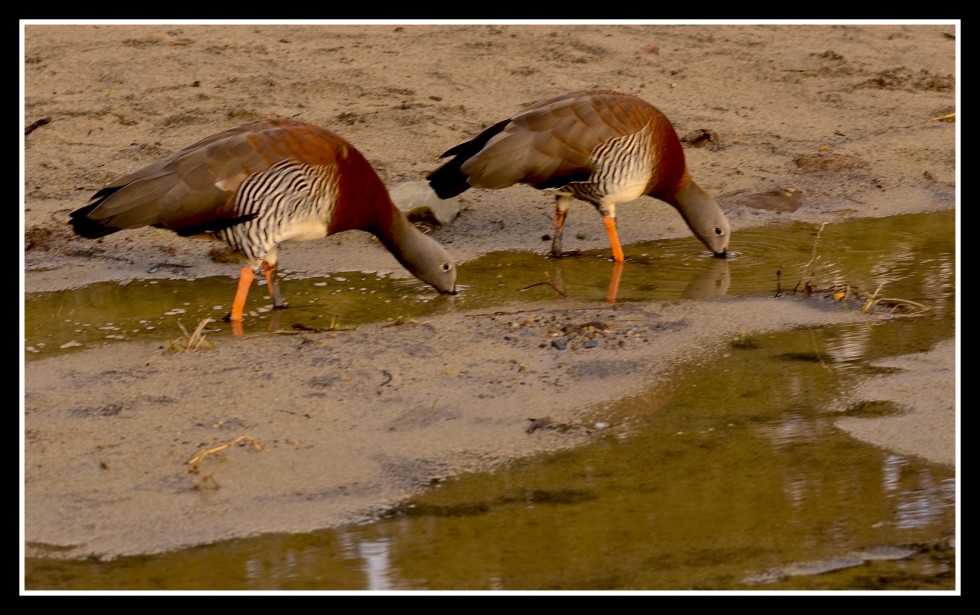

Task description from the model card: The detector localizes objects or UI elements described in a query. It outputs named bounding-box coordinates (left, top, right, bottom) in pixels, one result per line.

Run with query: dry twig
left=187, top=435, right=263, bottom=466
left=166, top=318, right=215, bottom=352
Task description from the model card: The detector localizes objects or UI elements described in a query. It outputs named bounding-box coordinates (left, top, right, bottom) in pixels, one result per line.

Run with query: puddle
left=24, top=211, right=955, bottom=360
left=22, top=210, right=957, bottom=591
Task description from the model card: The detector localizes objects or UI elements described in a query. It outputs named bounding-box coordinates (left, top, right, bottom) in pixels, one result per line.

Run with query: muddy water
left=22, top=210, right=957, bottom=591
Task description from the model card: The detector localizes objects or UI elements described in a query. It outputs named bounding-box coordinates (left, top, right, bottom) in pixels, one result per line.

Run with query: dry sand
left=22, top=22, right=958, bottom=560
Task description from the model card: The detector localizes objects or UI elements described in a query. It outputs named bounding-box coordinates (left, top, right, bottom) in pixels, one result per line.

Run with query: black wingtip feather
left=68, top=202, right=120, bottom=239
left=426, top=119, right=511, bottom=200
left=426, top=158, right=471, bottom=199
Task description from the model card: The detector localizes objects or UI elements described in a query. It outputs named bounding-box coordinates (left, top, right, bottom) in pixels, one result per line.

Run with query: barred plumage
left=567, top=122, right=653, bottom=207
left=70, top=119, right=457, bottom=329
left=427, top=90, right=730, bottom=263
left=219, top=160, right=339, bottom=262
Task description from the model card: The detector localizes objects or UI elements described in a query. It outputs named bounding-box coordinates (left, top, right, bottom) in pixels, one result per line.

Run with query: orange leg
left=262, top=261, right=286, bottom=309
left=550, top=259, right=566, bottom=297
left=606, top=261, right=625, bottom=304
left=550, top=205, right=569, bottom=258
left=602, top=216, right=625, bottom=263
left=230, top=266, right=255, bottom=322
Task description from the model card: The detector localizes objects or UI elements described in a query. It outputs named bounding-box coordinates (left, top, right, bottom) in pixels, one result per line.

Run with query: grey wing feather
left=84, top=122, right=278, bottom=232
left=461, top=94, right=641, bottom=191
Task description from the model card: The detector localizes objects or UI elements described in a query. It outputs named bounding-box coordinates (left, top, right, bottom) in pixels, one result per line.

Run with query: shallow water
left=25, top=211, right=952, bottom=357
left=22, top=210, right=957, bottom=591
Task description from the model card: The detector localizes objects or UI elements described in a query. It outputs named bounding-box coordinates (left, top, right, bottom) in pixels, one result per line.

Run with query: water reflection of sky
left=823, top=325, right=873, bottom=369
left=884, top=454, right=956, bottom=530
left=358, top=538, right=393, bottom=591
